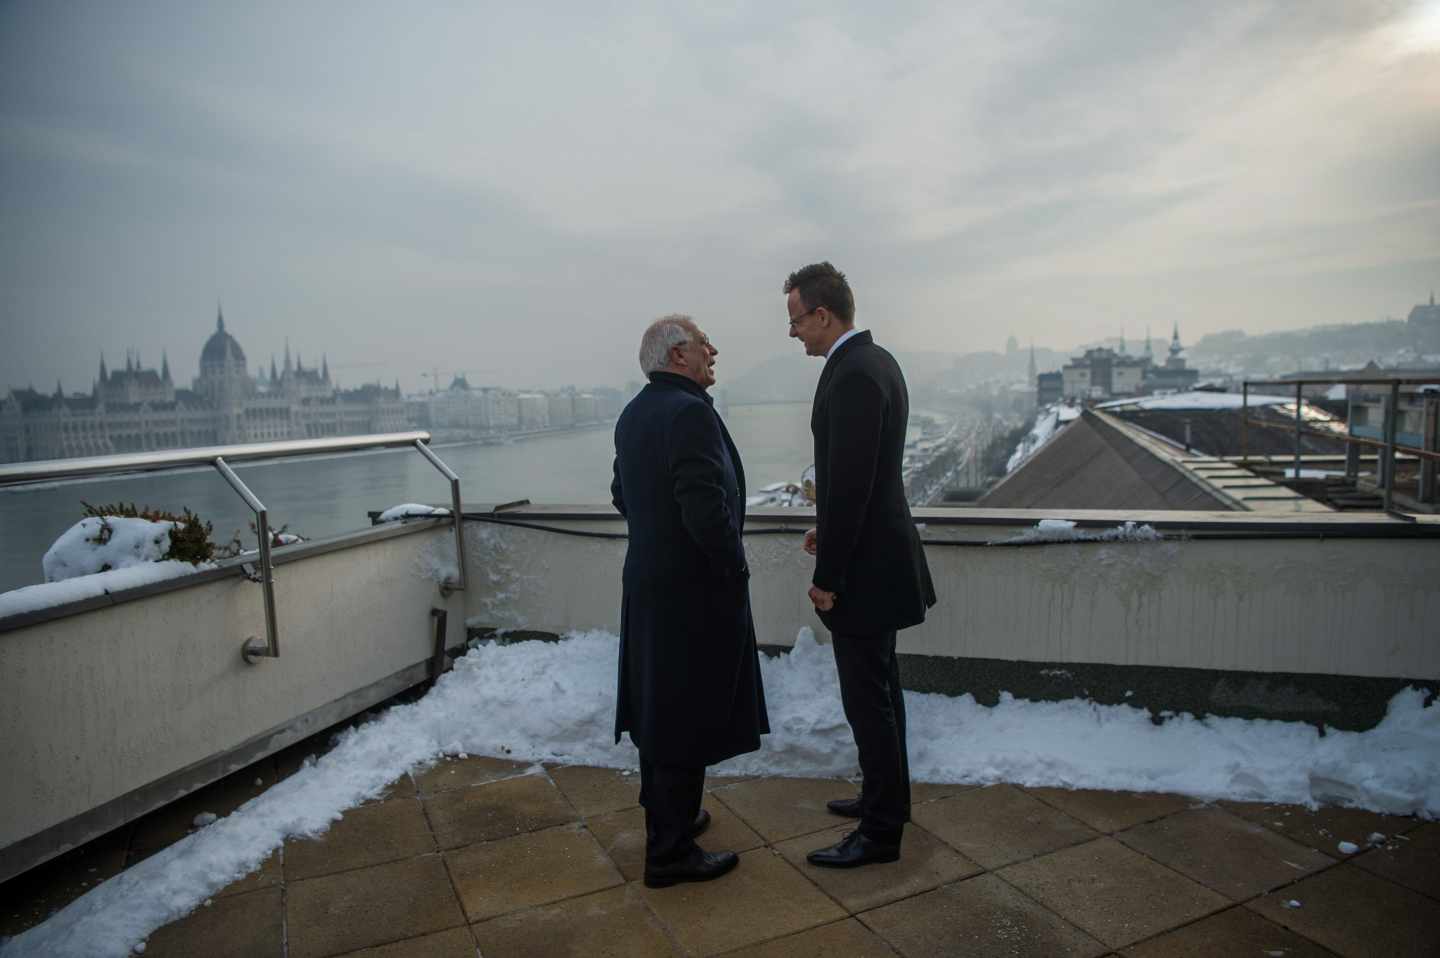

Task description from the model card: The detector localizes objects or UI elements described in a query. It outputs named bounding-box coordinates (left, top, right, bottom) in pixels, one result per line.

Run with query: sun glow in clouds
left=1389, top=0, right=1440, bottom=56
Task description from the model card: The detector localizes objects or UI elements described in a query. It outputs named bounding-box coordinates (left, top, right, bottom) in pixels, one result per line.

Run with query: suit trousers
left=638, top=756, right=706, bottom=865
left=832, top=629, right=911, bottom=844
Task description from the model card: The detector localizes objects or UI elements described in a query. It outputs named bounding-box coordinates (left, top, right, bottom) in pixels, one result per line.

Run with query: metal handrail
left=0, top=431, right=468, bottom=664
left=1243, top=376, right=1440, bottom=512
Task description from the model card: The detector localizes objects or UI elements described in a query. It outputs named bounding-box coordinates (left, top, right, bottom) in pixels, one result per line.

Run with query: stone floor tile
left=128, top=765, right=277, bottom=862
left=472, top=884, right=677, bottom=957
left=446, top=824, right=623, bottom=923
left=285, top=798, right=436, bottom=880
left=586, top=802, right=762, bottom=883
left=861, top=874, right=1108, bottom=958
left=214, top=850, right=281, bottom=899
left=911, top=784, right=1098, bottom=869
left=1246, top=864, right=1440, bottom=958
left=1120, top=906, right=1333, bottom=958
left=639, top=847, right=845, bottom=955
left=412, top=754, right=532, bottom=794
left=1221, top=800, right=1422, bottom=858
left=999, top=838, right=1228, bottom=950
left=334, top=926, right=478, bottom=957
left=1116, top=806, right=1332, bottom=901
left=774, top=822, right=981, bottom=913
left=286, top=854, right=466, bottom=958
left=0, top=823, right=132, bottom=937
left=1352, top=822, right=1440, bottom=900
left=710, top=776, right=854, bottom=843
left=144, top=886, right=283, bottom=958
left=424, top=773, right=576, bottom=849
left=549, top=765, right=641, bottom=818
left=724, top=917, right=898, bottom=957
left=912, top=781, right=978, bottom=805
left=705, top=774, right=757, bottom=791
left=1025, top=787, right=1193, bottom=833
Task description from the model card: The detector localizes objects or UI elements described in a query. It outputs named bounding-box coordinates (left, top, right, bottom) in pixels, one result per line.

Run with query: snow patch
left=0, top=562, right=213, bottom=619
left=5, top=629, right=1437, bottom=957
left=378, top=503, right=451, bottom=522
left=1006, top=403, right=1079, bottom=474
left=998, top=519, right=1162, bottom=544
left=42, top=517, right=177, bottom=582
left=1098, top=391, right=1290, bottom=411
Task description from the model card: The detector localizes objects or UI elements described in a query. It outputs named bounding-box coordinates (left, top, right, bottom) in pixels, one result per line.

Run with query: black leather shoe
left=690, top=808, right=711, bottom=839
left=644, top=848, right=739, bottom=888
left=806, top=830, right=900, bottom=869
left=826, top=796, right=863, bottom=818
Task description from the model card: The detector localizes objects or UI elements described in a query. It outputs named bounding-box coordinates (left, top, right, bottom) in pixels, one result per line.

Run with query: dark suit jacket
left=610, top=373, right=769, bottom=766
left=811, top=331, right=937, bottom=635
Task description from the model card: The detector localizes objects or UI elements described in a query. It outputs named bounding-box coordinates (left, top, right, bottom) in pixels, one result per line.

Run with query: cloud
left=2, top=0, right=1437, bottom=393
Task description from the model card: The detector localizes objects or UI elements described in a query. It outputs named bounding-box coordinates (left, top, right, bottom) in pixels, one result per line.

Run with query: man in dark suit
left=611, top=313, right=770, bottom=888
left=785, top=263, right=937, bottom=868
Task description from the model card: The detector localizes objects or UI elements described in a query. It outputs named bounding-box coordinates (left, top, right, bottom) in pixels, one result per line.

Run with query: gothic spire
left=99, top=353, right=108, bottom=382
left=284, top=339, right=292, bottom=374
left=161, top=350, right=171, bottom=382
left=322, top=354, right=329, bottom=382
left=270, top=354, right=278, bottom=382
left=216, top=302, right=225, bottom=333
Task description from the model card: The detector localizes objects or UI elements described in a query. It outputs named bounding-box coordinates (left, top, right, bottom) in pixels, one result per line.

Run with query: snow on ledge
left=4, top=630, right=1435, bottom=956
left=377, top=503, right=451, bottom=522
left=1098, top=391, right=1288, bottom=411
left=0, top=561, right=214, bottom=620
left=998, top=518, right=1162, bottom=544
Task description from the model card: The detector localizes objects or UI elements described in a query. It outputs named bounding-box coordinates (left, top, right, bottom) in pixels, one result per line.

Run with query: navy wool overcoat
left=610, top=373, right=770, bottom=767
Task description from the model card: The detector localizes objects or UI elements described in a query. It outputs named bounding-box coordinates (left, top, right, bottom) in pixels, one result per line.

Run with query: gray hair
left=638, top=314, right=695, bottom=375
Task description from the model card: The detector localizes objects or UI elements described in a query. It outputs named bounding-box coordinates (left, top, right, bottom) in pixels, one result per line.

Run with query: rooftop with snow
left=2, top=432, right=1438, bottom=957
left=3, top=632, right=1437, bottom=957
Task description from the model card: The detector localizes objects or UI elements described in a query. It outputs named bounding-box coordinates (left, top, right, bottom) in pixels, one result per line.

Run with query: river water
left=0, top=402, right=816, bottom=594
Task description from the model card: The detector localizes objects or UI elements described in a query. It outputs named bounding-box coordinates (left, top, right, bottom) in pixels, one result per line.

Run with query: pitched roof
left=980, top=409, right=1236, bottom=510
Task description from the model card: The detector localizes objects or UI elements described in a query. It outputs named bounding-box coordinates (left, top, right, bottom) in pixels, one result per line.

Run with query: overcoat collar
left=817, top=329, right=872, bottom=394
left=648, top=371, right=713, bottom=406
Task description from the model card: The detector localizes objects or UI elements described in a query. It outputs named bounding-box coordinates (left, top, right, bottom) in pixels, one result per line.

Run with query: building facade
left=0, top=310, right=407, bottom=463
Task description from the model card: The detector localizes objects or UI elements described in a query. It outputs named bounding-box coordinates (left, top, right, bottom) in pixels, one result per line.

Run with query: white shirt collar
left=826, top=327, right=864, bottom=360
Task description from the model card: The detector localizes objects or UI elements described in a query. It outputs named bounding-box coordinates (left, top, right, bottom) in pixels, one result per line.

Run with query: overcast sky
left=3, top=0, right=1438, bottom=393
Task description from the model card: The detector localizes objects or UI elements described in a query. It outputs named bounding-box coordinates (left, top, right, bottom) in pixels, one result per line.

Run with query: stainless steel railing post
left=214, top=456, right=280, bottom=664
left=413, top=440, right=467, bottom=595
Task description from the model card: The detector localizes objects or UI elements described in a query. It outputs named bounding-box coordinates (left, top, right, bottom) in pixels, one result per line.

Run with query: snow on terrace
left=3, top=629, right=1437, bottom=957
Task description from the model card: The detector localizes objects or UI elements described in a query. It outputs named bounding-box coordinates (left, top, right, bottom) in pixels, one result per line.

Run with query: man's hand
left=808, top=585, right=836, bottom=611
left=802, top=528, right=818, bottom=556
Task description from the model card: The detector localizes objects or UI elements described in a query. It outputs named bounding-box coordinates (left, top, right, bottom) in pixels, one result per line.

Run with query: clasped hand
left=801, top=528, right=835, bottom=610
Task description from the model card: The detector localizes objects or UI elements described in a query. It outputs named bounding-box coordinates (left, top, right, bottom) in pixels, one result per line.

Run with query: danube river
left=0, top=402, right=816, bottom=594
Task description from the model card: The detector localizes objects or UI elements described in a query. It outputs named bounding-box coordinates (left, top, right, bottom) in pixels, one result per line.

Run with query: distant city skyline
left=3, top=1, right=1438, bottom=395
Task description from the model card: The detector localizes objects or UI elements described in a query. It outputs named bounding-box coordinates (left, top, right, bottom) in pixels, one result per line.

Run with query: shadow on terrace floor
left=4, top=739, right=1438, bottom=957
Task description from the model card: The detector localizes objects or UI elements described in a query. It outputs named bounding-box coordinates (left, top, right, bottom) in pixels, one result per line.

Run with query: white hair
left=638, top=314, right=695, bottom=375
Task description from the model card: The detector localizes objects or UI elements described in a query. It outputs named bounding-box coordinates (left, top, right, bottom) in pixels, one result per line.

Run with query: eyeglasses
left=787, top=307, right=820, bottom=328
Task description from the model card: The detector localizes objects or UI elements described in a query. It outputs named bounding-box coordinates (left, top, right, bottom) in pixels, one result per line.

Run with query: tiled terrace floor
left=6, top=754, right=1439, bottom=957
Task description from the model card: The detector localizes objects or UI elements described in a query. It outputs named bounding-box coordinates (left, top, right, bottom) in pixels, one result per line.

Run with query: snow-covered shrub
left=41, top=502, right=231, bottom=583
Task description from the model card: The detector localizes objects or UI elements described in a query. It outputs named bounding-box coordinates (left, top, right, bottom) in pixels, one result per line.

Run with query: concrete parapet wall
left=3, top=505, right=1436, bottom=880
left=462, top=507, right=1440, bottom=682
left=0, top=522, right=460, bottom=876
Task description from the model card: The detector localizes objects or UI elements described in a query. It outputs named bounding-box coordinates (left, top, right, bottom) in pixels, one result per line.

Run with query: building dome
left=201, top=308, right=247, bottom=368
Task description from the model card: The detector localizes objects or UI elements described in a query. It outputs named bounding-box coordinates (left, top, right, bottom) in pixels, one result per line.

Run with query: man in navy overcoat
left=611, top=313, right=769, bottom=888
